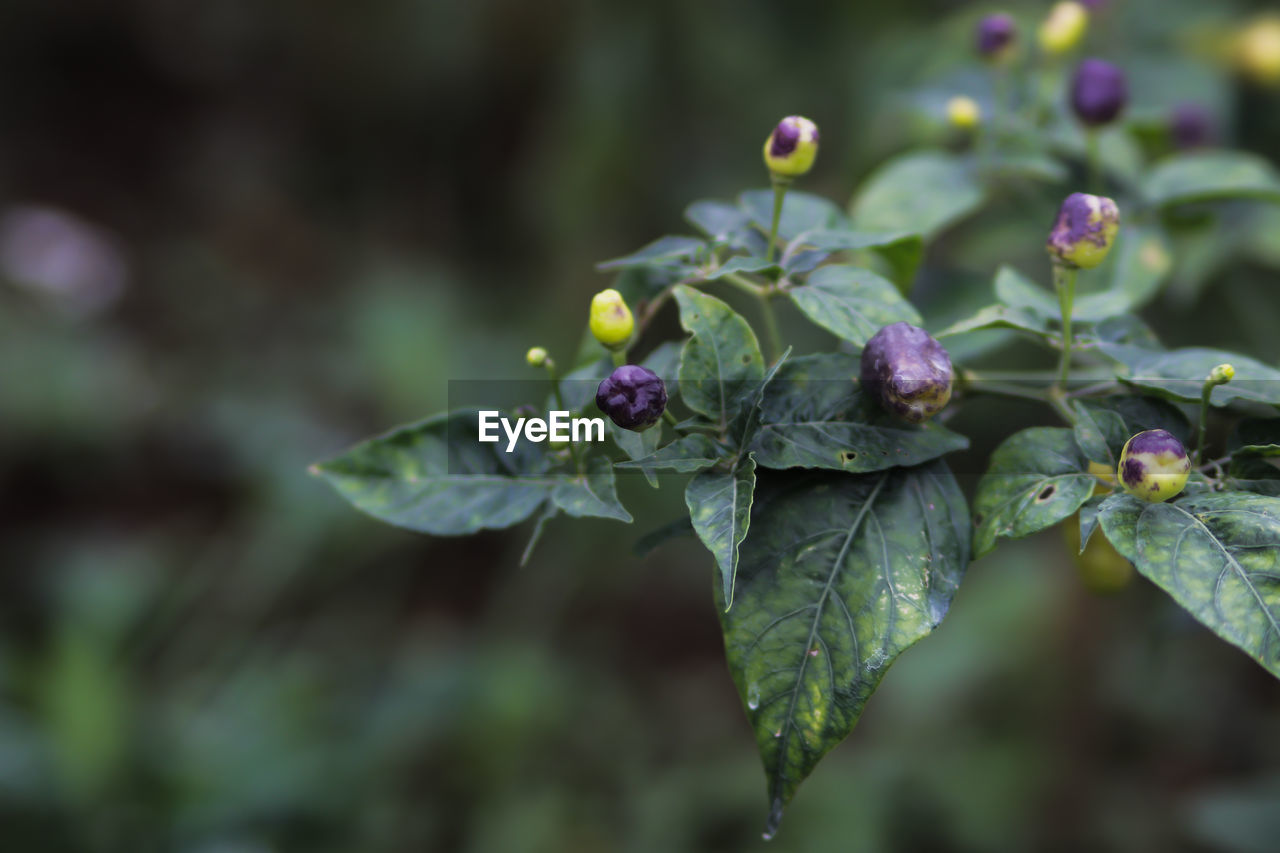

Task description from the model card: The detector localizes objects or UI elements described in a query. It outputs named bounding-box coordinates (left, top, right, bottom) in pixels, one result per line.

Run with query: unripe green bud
left=1038, top=2, right=1089, bottom=55
left=588, top=289, right=634, bottom=351
left=1047, top=192, right=1120, bottom=269
left=763, top=116, right=819, bottom=178
left=526, top=346, right=549, bottom=368
left=946, top=96, right=982, bottom=130
left=1208, top=363, right=1235, bottom=385
left=1117, top=429, right=1190, bottom=503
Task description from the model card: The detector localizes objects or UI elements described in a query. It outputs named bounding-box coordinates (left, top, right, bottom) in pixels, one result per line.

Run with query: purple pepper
left=595, top=365, right=668, bottom=432
left=1070, top=58, right=1128, bottom=127
left=976, top=13, right=1017, bottom=60
left=859, top=322, right=953, bottom=424
left=1170, top=103, right=1215, bottom=150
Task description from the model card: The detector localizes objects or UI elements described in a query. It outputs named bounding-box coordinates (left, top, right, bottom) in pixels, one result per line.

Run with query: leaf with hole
left=973, top=427, right=1095, bottom=558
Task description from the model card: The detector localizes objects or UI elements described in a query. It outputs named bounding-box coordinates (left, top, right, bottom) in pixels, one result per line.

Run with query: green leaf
left=633, top=516, right=694, bottom=558
left=1071, top=401, right=1126, bottom=467
left=551, top=454, right=633, bottom=521
left=1105, top=224, right=1173, bottom=313
left=610, top=422, right=662, bottom=486
left=1099, top=345, right=1280, bottom=408
left=686, top=200, right=751, bottom=242
left=973, top=427, right=1095, bottom=558
left=799, top=229, right=921, bottom=254
left=687, top=456, right=757, bottom=610
left=739, top=189, right=850, bottom=241
left=1079, top=497, right=1104, bottom=552
left=1226, top=419, right=1280, bottom=496
left=849, top=150, right=984, bottom=237
left=673, top=285, right=766, bottom=428
left=617, top=433, right=727, bottom=473
left=749, top=353, right=968, bottom=473
left=312, top=410, right=632, bottom=536
left=1142, top=151, right=1280, bottom=207
left=993, top=265, right=1059, bottom=317
left=720, top=461, right=970, bottom=838
left=1076, top=395, right=1193, bottom=455
left=935, top=304, right=1052, bottom=340
left=786, top=265, right=922, bottom=347
left=597, top=235, right=707, bottom=270
left=1099, top=491, right=1280, bottom=680
left=702, top=256, right=779, bottom=280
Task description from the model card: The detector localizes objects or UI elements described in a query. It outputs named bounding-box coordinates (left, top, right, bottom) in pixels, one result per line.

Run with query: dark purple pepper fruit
left=1070, top=59, right=1128, bottom=127
left=596, top=364, right=667, bottom=432
left=859, top=322, right=953, bottom=424
left=1170, top=103, right=1214, bottom=150
left=976, top=13, right=1016, bottom=59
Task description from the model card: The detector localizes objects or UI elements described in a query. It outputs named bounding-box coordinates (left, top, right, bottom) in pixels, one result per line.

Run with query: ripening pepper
left=763, top=116, right=820, bottom=178
left=1046, top=192, right=1120, bottom=270
left=859, top=322, right=953, bottom=424
left=1117, top=429, right=1190, bottom=503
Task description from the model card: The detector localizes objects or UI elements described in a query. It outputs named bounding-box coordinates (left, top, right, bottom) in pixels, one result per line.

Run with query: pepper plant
left=311, top=9, right=1280, bottom=841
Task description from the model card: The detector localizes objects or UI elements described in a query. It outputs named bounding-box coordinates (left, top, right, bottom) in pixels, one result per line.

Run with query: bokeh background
left=3, top=0, right=1280, bottom=850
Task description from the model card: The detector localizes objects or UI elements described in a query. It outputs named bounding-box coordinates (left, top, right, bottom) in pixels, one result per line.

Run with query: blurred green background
left=2, top=0, right=1280, bottom=850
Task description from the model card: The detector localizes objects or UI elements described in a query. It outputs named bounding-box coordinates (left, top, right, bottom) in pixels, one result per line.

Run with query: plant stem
left=758, top=294, right=783, bottom=364
left=1193, top=382, right=1213, bottom=466
left=766, top=176, right=790, bottom=266
left=963, top=378, right=1050, bottom=403
left=662, top=409, right=680, bottom=428
left=546, top=363, right=585, bottom=473
left=720, top=272, right=766, bottom=297
left=1053, top=264, right=1078, bottom=389
left=611, top=349, right=627, bottom=368
left=1085, top=128, right=1101, bottom=193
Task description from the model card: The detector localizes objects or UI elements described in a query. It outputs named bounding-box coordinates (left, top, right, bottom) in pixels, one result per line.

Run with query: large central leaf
left=1098, top=492, right=1280, bottom=679
left=720, top=461, right=970, bottom=838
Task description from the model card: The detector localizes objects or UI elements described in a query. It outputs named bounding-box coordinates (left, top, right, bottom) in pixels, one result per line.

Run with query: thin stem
left=758, top=294, right=783, bottom=364
left=1054, top=264, right=1078, bottom=388
left=766, top=177, right=790, bottom=265
left=1085, top=128, right=1101, bottom=193
left=1065, top=380, right=1120, bottom=399
left=635, top=284, right=675, bottom=338
left=1042, top=387, right=1077, bottom=426
left=1193, top=384, right=1213, bottom=466
left=963, top=380, right=1050, bottom=403
left=720, top=272, right=766, bottom=297
left=1197, top=454, right=1231, bottom=474
left=662, top=409, right=680, bottom=428
left=546, top=363, right=585, bottom=473
left=611, top=350, right=627, bottom=368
